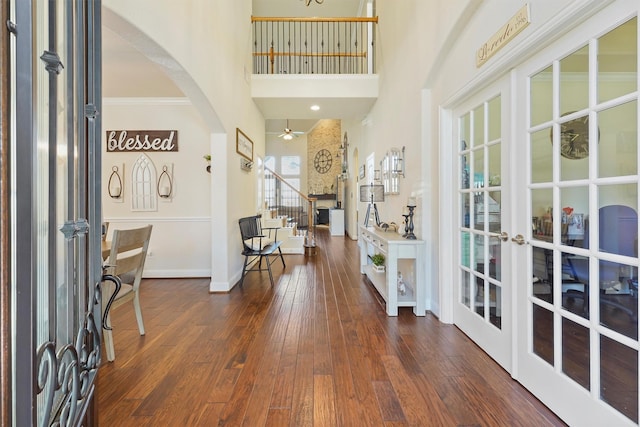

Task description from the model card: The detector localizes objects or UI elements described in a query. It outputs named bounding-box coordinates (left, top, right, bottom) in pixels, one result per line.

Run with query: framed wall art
left=236, top=128, right=254, bottom=161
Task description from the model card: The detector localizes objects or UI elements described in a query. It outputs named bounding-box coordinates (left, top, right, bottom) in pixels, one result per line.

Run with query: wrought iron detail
left=60, top=219, right=89, bottom=239
left=36, top=309, right=100, bottom=426
left=6, top=20, right=16, bottom=34
left=40, top=50, right=64, bottom=75
left=101, top=273, right=121, bottom=330
left=84, top=104, right=98, bottom=120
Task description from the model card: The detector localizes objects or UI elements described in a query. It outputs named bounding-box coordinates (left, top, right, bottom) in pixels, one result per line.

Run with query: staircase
left=263, top=167, right=316, bottom=254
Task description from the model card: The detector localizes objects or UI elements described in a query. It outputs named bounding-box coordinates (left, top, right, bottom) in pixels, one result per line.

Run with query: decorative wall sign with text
left=106, top=130, right=179, bottom=152
left=476, top=4, right=530, bottom=67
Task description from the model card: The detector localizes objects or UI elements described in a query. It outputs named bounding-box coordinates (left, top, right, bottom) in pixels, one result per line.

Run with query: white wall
left=351, top=0, right=596, bottom=318
left=102, top=99, right=211, bottom=277
left=103, top=0, right=265, bottom=291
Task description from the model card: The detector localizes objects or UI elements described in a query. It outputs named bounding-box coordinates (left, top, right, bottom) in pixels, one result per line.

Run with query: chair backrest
left=106, top=225, right=153, bottom=282
left=598, top=205, right=638, bottom=257
left=239, top=215, right=263, bottom=240
left=571, top=205, right=638, bottom=283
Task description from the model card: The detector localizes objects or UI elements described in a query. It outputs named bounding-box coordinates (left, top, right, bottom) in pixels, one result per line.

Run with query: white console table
left=359, top=225, right=426, bottom=316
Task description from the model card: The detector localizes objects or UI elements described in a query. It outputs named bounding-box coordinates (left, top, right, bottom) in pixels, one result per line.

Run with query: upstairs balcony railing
left=252, top=16, right=378, bottom=75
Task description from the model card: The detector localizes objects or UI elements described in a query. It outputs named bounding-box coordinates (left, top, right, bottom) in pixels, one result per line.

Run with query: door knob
left=511, top=234, right=526, bottom=245
left=489, top=231, right=509, bottom=242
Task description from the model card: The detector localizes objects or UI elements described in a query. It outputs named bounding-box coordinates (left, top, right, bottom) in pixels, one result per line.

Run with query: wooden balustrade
left=251, top=16, right=378, bottom=75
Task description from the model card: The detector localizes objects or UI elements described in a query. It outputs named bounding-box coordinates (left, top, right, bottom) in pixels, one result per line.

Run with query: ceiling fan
left=278, top=120, right=304, bottom=140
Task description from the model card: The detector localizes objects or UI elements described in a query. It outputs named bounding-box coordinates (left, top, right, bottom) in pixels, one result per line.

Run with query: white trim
left=442, top=0, right=615, bottom=108
left=144, top=269, right=211, bottom=278
left=103, top=97, right=191, bottom=105
left=105, top=216, right=210, bottom=223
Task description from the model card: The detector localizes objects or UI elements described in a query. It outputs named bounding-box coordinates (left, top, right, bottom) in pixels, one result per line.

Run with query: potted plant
left=203, top=154, right=211, bottom=173
left=371, top=253, right=386, bottom=273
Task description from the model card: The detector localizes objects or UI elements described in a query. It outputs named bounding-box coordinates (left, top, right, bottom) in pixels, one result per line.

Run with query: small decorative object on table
left=406, top=197, right=417, bottom=240
left=371, top=253, right=386, bottom=273
left=397, top=271, right=406, bottom=295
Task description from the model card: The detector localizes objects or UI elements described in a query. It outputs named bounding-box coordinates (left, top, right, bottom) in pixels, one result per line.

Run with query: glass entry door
left=515, top=6, right=639, bottom=425
left=11, top=1, right=103, bottom=425
left=455, top=77, right=512, bottom=370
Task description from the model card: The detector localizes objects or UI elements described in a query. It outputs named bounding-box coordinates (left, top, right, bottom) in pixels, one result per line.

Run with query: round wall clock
left=314, top=149, right=333, bottom=174
left=552, top=112, right=593, bottom=160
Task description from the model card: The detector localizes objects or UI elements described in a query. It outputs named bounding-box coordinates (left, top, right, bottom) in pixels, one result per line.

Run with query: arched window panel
left=131, top=154, right=158, bottom=211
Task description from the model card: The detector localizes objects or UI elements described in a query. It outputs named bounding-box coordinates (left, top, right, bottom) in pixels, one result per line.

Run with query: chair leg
left=266, top=255, right=274, bottom=286
left=278, top=246, right=286, bottom=268
left=133, top=291, right=145, bottom=335
left=240, top=255, right=249, bottom=286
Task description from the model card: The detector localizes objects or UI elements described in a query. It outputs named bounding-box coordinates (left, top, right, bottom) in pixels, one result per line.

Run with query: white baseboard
left=143, top=269, right=211, bottom=278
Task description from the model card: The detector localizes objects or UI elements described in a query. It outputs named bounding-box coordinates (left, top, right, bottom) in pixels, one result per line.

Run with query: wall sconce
left=157, top=164, right=173, bottom=199
left=240, top=158, right=253, bottom=171
left=337, top=131, right=349, bottom=175
left=389, top=146, right=405, bottom=178
left=108, top=165, right=123, bottom=200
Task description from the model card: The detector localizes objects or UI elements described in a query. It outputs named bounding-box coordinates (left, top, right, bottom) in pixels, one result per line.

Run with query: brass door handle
left=511, top=234, right=526, bottom=245
left=489, top=231, right=509, bottom=242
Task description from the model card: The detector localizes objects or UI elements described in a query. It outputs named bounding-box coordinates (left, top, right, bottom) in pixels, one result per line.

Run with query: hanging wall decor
left=108, top=164, right=124, bottom=202
left=157, top=164, right=174, bottom=201
left=236, top=128, right=254, bottom=161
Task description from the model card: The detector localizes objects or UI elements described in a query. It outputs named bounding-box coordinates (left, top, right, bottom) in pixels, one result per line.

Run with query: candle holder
left=401, top=213, right=410, bottom=237
left=406, top=205, right=416, bottom=240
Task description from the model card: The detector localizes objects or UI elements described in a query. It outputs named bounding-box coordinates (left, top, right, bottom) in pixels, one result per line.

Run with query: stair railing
left=264, top=166, right=316, bottom=249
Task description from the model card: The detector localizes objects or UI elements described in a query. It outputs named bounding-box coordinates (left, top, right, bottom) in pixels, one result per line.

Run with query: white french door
left=514, top=3, right=639, bottom=425
left=454, top=77, right=513, bottom=371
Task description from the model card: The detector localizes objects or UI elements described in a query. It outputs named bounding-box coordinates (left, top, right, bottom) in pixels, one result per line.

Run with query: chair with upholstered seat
left=102, top=224, right=153, bottom=362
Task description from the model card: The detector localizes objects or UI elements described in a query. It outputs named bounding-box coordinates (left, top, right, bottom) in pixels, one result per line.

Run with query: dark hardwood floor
left=97, top=226, right=566, bottom=426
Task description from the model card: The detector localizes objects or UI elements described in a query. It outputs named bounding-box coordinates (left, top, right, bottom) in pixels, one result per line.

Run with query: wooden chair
left=239, top=215, right=285, bottom=286
left=101, top=224, right=153, bottom=362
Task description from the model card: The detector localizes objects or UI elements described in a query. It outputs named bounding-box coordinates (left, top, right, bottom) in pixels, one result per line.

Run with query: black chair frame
left=238, top=215, right=286, bottom=286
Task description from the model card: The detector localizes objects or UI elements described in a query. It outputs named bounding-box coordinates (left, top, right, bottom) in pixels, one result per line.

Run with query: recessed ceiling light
left=310, top=105, right=320, bottom=111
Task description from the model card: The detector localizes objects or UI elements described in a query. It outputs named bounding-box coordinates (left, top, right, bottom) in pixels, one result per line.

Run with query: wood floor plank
left=372, top=380, right=406, bottom=422
left=313, top=374, right=337, bottom=426
left=98, top=228, right=566, bottom=427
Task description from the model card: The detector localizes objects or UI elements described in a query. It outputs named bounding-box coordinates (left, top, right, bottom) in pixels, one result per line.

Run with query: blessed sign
left=476, top=4, right=530, bottom=67
left=106, top=130, right=179, bottom=152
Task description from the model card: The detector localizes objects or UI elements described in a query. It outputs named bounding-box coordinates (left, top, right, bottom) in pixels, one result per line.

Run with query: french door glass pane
left=532, top=246, right=553, bottom=303
left=472, top=104, right=484, bottom=147
left=598, top=101, right=637, bottom=178
left=562, top=317, right=590, bottom=390
left=598, top=17, right=637, bottom=104
left=530, top=65, right=553, bottom=127
left=600, top=335, right=638, bottom=423
left=488, top=96, right=501, bottom=141
left=559, top=45, right=589, bottom=114
left=488, top=144, right=501, bottom=187
left=460, top=113, right=470, bottom=149
left=560, top=186, right=588, bottom=246
left=531, top=128, right=553, bottom=184
left=533, top=304, right=554, bottom=366
left=461, top=269, right=471, bottom=308
left=531, top=188, right=553, bottom=241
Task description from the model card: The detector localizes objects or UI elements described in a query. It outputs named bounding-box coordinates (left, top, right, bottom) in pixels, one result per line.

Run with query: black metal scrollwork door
left=11, top=0, right=103, bottom=425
